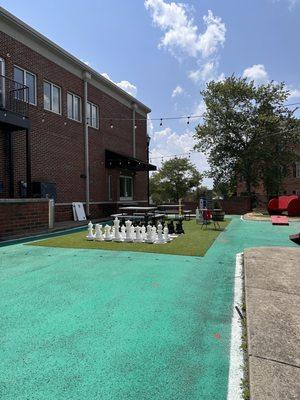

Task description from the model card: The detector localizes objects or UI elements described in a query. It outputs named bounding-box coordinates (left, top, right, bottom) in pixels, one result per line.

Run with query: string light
left=110, top=120, right=114, bottom=129
left=160, top=118, right=163, bottom=127
left=187, top=116, right=190, bottom=125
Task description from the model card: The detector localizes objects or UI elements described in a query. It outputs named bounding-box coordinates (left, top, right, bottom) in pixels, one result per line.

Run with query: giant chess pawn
left=130, top=225, right=135, bottom=240
left=135, top=226, right=143, bottom=242
left=175, top=220, right=185, bottom=234
left=113, top=217, right=122, bottom=241
left=121, top=225, right=126, bottom=239
left=167, top=220, right=175, bottom=234
left=141, top=225, right=146, bottom=240
left=156, top=222, right=165, bottom=244
left=95, top=224, right=104, bottom=241
left=152, top=226, right=157, bottom=242
left=164, top=226, right=171, bottom=242
left=87, top=221, right=94, bottom=240
left=125, top=220, right=133, bottom=242
left=146, top=224, right=153, bottom=243
left=104, top=225, right=112, bottom=241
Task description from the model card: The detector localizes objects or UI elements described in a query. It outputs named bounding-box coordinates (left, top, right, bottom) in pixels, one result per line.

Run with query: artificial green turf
left=30, top=219, right=230, bottom=257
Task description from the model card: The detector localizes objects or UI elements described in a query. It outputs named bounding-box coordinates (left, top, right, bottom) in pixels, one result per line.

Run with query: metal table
left=117, top=206, right=159, bottom=225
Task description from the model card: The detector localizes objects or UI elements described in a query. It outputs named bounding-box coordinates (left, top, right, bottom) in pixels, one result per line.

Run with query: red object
left=268, top=195, right=300, bottom=217
left=202, top=210, right=212, bottom=220
left=271, top=215, right=289, bottom=225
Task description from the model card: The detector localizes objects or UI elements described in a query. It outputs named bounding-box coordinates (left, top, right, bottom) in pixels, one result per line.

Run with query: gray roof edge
left=0, top=6, right=151, bottom=114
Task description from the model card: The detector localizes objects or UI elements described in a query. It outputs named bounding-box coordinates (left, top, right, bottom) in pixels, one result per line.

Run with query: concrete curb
left=244, top=247, right=300, bottom=399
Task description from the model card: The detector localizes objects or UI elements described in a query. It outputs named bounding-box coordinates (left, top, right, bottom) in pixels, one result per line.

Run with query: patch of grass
left=29, top=219, right=230, bottom=257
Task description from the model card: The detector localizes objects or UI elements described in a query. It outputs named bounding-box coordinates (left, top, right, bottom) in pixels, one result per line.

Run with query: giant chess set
left=86, top=217, right=184, bottom=244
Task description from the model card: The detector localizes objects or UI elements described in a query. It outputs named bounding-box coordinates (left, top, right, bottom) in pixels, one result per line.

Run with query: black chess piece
left=175, top=220, right=185, bottom=234
left=167, top=220, right=175, bottom=234
left=120, top=217, right=126, bottom=227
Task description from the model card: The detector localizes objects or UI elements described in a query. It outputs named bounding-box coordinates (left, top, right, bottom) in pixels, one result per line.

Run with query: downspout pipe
left=83, top=71, right=91, bottom=217
left=132, top=102, right=137, bottom=158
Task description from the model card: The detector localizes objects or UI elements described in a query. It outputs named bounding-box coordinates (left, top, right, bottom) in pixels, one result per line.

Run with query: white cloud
left=189, top=61, right=215, bottom=83
left=149, top=125, right=213, bottom=187
left=288, top=88, right=300, bottom=100
left=117, top=80, right=138, bottom=97
left=199, top=11, right=226, bottom=58
left=144, top=1, right=225, bottom=60
left=273, top=0, right=300, bottom=10
left=101, top=73, right=137, bottom=97
left=81, top=59, right=93, bottom=67
left=172, top=85, right=183, bottom=97
left=242, top=64, right=269, bottom=84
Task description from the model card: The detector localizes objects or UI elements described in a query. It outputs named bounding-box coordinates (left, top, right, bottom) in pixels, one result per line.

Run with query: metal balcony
left=0, top=74, right=30, bottom=130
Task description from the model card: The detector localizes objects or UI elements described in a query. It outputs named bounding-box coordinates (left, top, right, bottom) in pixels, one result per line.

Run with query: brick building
left=237, top=156, right=300, bottom=199
left=0, top=7, right=155, bottom=222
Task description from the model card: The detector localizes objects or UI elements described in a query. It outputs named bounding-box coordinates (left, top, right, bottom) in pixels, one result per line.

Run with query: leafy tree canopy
left=194, top=76, right=300, bottom=196
left=150, top=157, right=202, bottom=203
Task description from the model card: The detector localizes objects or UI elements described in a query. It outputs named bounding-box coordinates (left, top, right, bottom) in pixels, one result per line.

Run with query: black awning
left=105, top=150, right=156, bottom=171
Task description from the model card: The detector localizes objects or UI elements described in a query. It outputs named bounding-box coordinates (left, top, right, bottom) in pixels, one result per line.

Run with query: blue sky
left=2, top=0, right=300, bottom=187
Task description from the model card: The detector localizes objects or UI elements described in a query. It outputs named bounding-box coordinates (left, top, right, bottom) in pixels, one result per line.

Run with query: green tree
left=150, top=157, right=202, bottom=203
left=194, top=76, right=300, bottom=197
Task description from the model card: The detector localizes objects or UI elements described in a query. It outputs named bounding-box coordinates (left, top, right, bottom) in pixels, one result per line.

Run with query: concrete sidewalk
left=244, top=247, right=300, bottom=400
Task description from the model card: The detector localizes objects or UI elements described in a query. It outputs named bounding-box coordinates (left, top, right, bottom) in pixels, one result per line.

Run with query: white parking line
left=227, top=252, right=244, bottom=400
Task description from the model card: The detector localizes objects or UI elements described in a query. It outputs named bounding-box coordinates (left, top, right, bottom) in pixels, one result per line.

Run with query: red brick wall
left=0, top=199, right=49, bottom=240
left=0, top=31, right=150, bottom=220
left=220, top=197, right=252, bottom=214
left=183, top=198, right=252, bottom=215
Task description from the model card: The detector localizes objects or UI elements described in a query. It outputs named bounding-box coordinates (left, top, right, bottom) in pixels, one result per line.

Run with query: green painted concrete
left=0, top=217, right=299, bottom=399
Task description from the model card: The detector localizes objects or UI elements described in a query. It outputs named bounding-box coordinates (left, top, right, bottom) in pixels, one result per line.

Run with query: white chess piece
left=152, top=226, right=157, bottom=242
left=113, top=217, right=122, bottom=242
left=146, top=225, right=153, bottom=243
left=87, top=221, right=94, bottom=240
left=135, top=226, right=143, bottom=242
left=104, top=225, right=112, bottom=241
left=141, top=225, right=146, bottom=240
left=156, top=222, right=165, bottom=244
left=130, top=226, right=135, bottom=240
left=94, top=224, right=104, bottom=241
left=121, top=225, right=126, bottom=239
left=124, top=220, right=133, bottom=242
left=163, top=226, right=170, bottom=242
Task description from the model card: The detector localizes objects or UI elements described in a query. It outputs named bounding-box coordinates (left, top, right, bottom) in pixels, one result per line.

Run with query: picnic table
left=114, top=206, right=161, bottom=225
left=157, top=204, right=192, bottom=220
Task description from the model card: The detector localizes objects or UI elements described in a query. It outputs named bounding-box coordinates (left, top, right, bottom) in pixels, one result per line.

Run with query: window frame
left=296, top=163, right=300, bottom=178
left=67, top=91, right=82, bottom=122
left=108, top=175, right=112, bottom=200
left=119, top=175, right=133, bottom=201
left=86, top=101, right=99, bottom=129
left=13, top=65, right=37, bottom=106
left=43, top=80, right=62, bottom=115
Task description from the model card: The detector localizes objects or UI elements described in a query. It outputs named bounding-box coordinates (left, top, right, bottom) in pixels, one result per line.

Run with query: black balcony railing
left=0, top=74, right=29, bottom=118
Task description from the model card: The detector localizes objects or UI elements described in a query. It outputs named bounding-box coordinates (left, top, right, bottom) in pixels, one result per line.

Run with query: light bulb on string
left=110, top=119, right=114, bottom=129
left=187, top=116, right=190, bottom=125
left=160, top=118, right=163, bottom=127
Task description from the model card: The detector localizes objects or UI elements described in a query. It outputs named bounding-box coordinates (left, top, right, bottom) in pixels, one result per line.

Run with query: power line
left=149, top=126, right=300, bottom=162
left=86, top=101, right=300, bottom=124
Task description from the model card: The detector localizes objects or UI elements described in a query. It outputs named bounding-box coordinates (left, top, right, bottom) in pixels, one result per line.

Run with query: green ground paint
left=0, top=217, right=298, bottom=400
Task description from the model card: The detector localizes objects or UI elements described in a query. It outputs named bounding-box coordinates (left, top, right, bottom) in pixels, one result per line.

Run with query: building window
left=67, top=92, right=81, bottom=122
left=86, top=101, right=99, bottom=129
left=296, top=163, right=300, bottom=178
left=108, top=175, right=112, bottom=200
left=44, top=81, right=61, bottom=114
left=120, top=176, right=133, bottom=200
left=13, top=66, right=36, bottom=105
